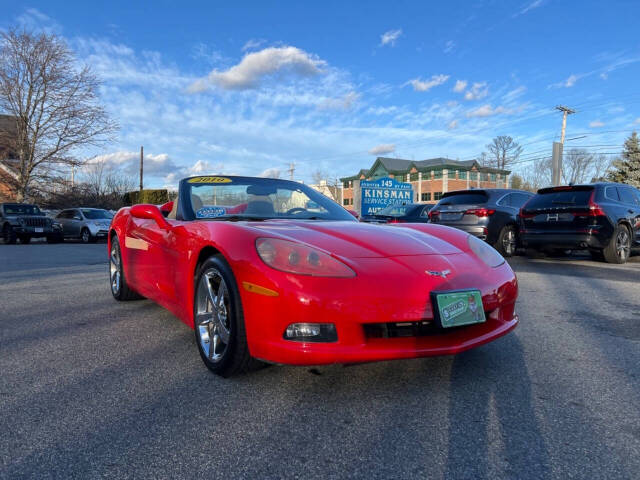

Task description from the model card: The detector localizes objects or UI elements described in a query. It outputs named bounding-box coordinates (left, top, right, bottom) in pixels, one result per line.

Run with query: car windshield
left=81, top=209, right=111, bottom=219
left=3, top=204, right=42, bottom=215
left=185, top=176, right=355, bottom=221
left=375, top=204, right=413, bottom=216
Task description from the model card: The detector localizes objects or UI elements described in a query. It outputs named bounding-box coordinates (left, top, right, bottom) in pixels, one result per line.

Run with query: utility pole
left=552, top=106, right=575, bottom=185
left=139, top=146, right=144, bottom=193
left=287, top=162, right=295, bottom=181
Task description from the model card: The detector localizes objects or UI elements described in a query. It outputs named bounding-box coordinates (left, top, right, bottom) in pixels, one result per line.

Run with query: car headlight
left=52, top=222, right=62, bottom=230
left=467, top=234, right=505, bottom=268
left=256, top=238, right=356, bottom=277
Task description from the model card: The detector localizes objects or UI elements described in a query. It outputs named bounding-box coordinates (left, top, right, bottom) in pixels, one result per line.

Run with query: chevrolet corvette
left=108, top=176, right=518, bottom=376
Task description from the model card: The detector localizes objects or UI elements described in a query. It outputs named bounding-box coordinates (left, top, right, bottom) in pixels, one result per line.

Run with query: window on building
left=489, top=173, right=496, bottom=182
left=410, top=172, right=419, bottom=182
left=433, top=192, right=443, bottom=200
left=433, top=170, right=443, bottom=179
left=343, top=181, right=352, bottom=188
left=469, top=171, right=478, bottom=181
left=421, top=192, right=431, bottom=201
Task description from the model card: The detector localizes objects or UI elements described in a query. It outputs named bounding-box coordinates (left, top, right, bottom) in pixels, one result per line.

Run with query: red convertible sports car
left=108, top=175, right=518, bottom=376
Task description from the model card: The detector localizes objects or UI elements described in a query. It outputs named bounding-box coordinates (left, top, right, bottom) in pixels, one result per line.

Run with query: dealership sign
left=360, top=177, right=413, bottom=215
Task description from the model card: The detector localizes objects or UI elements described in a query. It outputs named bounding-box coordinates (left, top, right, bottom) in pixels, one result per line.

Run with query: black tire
left=81, top=228, right=94, bottom=244
left=109, top=235, right=143, bottom=301
left=2, top=224, right=16, bottom=244
left=602, top=224, right=631, bottom=264
left=193, top=255, right=257, bottom=377
left=18, top=235, right=31, bottom=244
left=495, top=225, right=517, bottom=257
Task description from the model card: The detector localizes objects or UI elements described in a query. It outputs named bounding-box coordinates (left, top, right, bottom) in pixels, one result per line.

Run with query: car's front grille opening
left=24, top=218, right=50, bottom=227
left=364, top=311, right=494, bottom=339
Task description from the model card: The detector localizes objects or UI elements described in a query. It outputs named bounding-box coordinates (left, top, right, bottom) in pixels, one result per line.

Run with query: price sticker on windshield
left=188, top=176, right=232, bottom=184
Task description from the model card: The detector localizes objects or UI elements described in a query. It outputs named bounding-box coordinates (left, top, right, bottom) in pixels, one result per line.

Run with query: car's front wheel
left=81, top=228, right=94, bottom=244
left=18, top=235, right=31, bottom=244
left=495, top=225, right=517, bottom=257
left=194, top=256, right=255, bottom=377
left=109, top=235, right=143, bottom=301
left=602, top=224, right=631, bottom=264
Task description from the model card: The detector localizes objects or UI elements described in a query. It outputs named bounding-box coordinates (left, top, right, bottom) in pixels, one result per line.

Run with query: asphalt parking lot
left=1, top=243, right=639, bottom=479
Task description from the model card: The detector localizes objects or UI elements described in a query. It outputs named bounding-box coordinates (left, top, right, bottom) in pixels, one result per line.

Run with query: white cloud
left=514, top=0, right=545, bottom=17
left=444, top=40, right=455, bottom=53
left=259, top=168, right=281, bottom=178
left=463, top=82, right=489, bottom=100
left=242, top=38, right=266, bottom=51
left=453, top=80, right=467, bottom=93
left=407, top=74, right=450, bottom=92
left=565, top=74, right=578, bottom=87
left=16, top=8, right=62, bottom=34
left=448, top=120, right=458, bottom=130
left=466, top=104, right=513, bottom=118
left=380, top=29, right=402, bottom=47
left=368, top=144, right=396, bottom=155
left=318, top=91, right=360, bottom=110
left=188, top=46, right=327, bottom=92
left=635, top=118, right=640, bottom=125
left=503, top=86, right=527, bottom=102
left=589, top=120, right=605, bottom=128
left=600, top=72, right=608, bottom=80
left=550, top=74, right=579, bottom=89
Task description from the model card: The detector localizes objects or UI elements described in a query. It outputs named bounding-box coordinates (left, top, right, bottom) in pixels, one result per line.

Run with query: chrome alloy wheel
left=616, top=227, right=631, bottom=261
left=82, top=229, right=90, bottom=243
left=110, top=243, right=121, bottom=295
left=195, top=268, right=231, bottom=363
left=502, top=228, right=516, bottom=256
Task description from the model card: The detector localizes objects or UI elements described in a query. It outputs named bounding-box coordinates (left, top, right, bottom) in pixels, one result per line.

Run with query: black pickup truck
left=0, top=203, right=63, bottom=244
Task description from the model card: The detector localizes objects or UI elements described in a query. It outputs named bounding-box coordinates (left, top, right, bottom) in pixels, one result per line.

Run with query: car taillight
left=465, top=208, right=495, bottom=217
left=519, top=207, right=535, bottom=219
left=388, top=218, right=406, bottom=223
left=428, top=210, right=440, bottom=219
left=255, top=238, right=356, bottom=277
left=587, top=191, right=606, bottom=217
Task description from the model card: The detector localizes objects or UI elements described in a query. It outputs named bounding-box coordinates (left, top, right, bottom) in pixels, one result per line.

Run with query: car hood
left=246, top=220, right=463, bottom=258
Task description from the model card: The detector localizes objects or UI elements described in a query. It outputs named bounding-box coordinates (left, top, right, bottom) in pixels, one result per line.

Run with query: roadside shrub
left=123, top=189, right=169, bottom=206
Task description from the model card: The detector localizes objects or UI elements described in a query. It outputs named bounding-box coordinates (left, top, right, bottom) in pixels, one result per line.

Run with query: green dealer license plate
left=432, top=290, right=486, bottom=328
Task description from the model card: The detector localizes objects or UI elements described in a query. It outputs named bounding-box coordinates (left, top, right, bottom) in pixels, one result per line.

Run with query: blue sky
left=4, top=1, right=640, bottom=186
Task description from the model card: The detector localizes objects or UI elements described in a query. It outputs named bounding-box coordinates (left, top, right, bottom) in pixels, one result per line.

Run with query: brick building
left=340, top=157, right=510, bottom=213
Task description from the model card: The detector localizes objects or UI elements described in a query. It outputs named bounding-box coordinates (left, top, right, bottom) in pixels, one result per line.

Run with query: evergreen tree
left=608, top=131, right=640, bottom=187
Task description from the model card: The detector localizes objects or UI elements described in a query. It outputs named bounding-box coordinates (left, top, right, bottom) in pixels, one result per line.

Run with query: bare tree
left=591, top=154, right=612, bottom=182
left=485, top=136, right=523, bottom=170
left=562, top=149, right=595, bottom=185
left=0, top=29, right=117, bottom=201
left=520, top=157, right=552, bottom=192
left=80, top=158, right=136, bottom=204
left=311, top=169, right=330, bottom=185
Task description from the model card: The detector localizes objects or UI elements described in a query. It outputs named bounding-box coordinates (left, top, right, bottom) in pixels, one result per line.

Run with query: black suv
left=0, top=203, right=63, bottom=244
left=519, top=183, right=640, bottom=264
left=428, top=189, right=534, bottom=257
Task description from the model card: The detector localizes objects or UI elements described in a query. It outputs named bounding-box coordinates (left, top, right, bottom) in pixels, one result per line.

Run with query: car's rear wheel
left=194, top=256, right=256, bottom=377
left=18, top=235, right=31, bottom=244
left=495, top=225, right=517, bottom=257
left=3, top=224, right=16, bottom=244
left=602, top=224, right=631, bottom=264
left=110, top=235, right=143, bottom=300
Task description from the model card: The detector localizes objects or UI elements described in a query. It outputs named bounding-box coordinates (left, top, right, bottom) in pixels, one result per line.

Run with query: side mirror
left=347, top=209, right=360, bottom=220
left=130, top=204, right=171, bottom=229
left=159, top=201, right=174, bottom=218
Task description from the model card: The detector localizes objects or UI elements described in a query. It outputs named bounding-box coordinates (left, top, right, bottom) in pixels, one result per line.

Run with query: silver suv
left=55, top=208, right=113, bottom=243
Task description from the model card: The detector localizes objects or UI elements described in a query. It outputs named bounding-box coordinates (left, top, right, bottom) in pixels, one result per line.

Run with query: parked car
left=360, top=203, right=432, bottom=223
left=0, top=203, right=63, bottom=244
left=55, top=208, right=113, bottom=243
left=428, top=189, right=534, bottom=257
left=519, top=183, right=640, bottom=264
left=109, top=175, right=518, bottom=377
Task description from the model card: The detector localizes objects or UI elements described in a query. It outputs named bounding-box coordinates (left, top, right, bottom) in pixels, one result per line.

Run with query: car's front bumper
left=238, top=254, right=518, bottom=366
left=520, top=229, right=609, bottom=250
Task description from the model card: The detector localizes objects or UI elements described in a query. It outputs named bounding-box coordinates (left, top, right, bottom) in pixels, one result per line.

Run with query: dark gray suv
left=428, top=189, right=534, bottom=257
left=0, top=203, right=63, bottom=244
